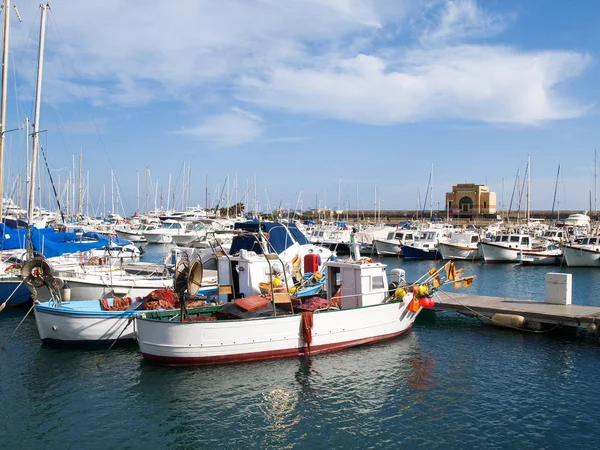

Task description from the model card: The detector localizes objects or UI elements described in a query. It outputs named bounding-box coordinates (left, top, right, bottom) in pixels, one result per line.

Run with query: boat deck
left=434, top=291, right=600, bottom=328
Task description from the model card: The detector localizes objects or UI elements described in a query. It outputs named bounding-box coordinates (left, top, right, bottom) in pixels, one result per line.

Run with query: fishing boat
left=438, top=231, right=480, bottom=260
left=30, top=258, right=219, bottom=344
left=479, top=233, right=534, bottom=263
left=401, top=230, right=445, bottom=260
left=563, top=236, right=600, bottom=267
left=373, top=229, right=418, bottom=257
left=134, top=259, right=470, bottom=366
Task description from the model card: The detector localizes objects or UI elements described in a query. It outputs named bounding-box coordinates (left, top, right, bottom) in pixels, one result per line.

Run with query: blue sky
left=2, top=0, right=600, bottom=216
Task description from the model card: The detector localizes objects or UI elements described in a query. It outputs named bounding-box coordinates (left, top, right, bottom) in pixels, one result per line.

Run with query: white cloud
left=10, top=0, right=592, bottom=143
left=421, top=0, right=506, bottom=44
left=176, top=108, right=264, bottom=147
left=237, top=46, right=591, bottom=125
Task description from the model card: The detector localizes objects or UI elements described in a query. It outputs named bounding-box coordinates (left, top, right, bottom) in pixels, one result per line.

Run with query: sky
left=2, top=0, right=600, bottom=216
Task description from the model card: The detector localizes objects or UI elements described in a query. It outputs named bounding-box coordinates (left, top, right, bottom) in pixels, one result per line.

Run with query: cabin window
left=406, top=234, right=413, bottom=240
left=372, top=276, right=385, bottom=290
left=521, top=237, right=530, bottom=246
left=501, top=235, right=509, bottom=242
left=510, top=236, right=520, bottom=243
left=495, top=236, right=501, bottom=242
left=387, top=232, right=395, bottom=239
left=471, top=236, right=479, bottom=243
left=592, top=238, right=599, bottom=245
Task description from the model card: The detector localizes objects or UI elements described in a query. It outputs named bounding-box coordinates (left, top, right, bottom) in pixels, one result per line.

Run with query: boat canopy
left=229, top=221, right=301, bottom=255
left=30, top=227, right=132, bottom=258
left=0, top=223, right=29, bottom=250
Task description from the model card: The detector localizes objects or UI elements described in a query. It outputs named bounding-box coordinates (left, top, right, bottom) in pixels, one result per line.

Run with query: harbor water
left=1, top=246, right=599, bottom=449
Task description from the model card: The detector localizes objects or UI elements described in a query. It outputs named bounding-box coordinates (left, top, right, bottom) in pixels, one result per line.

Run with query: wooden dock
left=433, top=292, right=600, bottom=330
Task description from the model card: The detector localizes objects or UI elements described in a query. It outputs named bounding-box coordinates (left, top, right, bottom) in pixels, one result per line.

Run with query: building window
left=484, top=201, right=487, bottom=209
left=448, top=201, right=452, bottom=210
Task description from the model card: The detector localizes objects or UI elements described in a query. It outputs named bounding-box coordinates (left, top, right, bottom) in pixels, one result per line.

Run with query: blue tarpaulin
left=229, top=221, right=298, bottom=255
left=30, top=227, right=128, bottom=258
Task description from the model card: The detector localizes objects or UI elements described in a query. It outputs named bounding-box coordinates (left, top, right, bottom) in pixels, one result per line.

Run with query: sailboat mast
left=27, top=3, right=48, bottom=230
left=595, top=149, right=597, bottom=214
left=551, top=163, right=560, bottom=219
left=145, top=166, right=149, bottom=214
left=0, top=0, right=11, bottom=221
left=77, top=152, right=82, bottom=218
left=526, top=155, right=531, bottom=225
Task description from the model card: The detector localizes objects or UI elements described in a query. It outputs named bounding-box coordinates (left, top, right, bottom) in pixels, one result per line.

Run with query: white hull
left=373, top=239, right=402, bottom=256
left=480, top=242, right=523, bottom=263
left=563, top=245, right=600, bottom=267
left=115, top=230, right=147, bottom=242
left=136, top=300, right=418, bottom=365
left=438, top=242, right=480, bottom=260
left=34, top=301, right=139, bottom=343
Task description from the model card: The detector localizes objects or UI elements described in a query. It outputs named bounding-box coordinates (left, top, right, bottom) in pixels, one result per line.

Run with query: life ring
left=4, top=264, right=21, bottom=273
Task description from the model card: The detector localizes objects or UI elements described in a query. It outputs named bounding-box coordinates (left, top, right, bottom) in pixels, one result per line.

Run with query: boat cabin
left=492, top=234, right=531, bottom=249
left=325, top=260, right=389, bottom=308
left=385, top=230, right=417, bottom=242
left=575, top=236, right=600, bottom=247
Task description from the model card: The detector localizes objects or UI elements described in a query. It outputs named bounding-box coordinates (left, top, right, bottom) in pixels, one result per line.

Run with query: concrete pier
left=433, top=292, right=600, bottom=330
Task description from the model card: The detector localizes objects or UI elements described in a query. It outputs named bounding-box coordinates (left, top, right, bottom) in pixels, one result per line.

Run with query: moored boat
left=438, top=231, right=480, bottom=260
left=134, top=258, right=470, bottom=366
left=563, top=236, right=600, bottom=267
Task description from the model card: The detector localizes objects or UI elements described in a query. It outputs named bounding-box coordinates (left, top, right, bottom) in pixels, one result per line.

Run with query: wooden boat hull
left=136, top=300, right=418, bottom=366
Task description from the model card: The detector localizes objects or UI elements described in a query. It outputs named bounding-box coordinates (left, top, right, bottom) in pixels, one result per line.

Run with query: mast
left=430, top=163, right=433, bottom=219
left=145, top=166, right=149, bottom=214
left=551, top=163, right=560, bottom=220
left=110, top=169, right=114, bottom=214
left=77, top=152, right=82, bottom=218
left=136, top=170, right=139, bottom=213
left=0, top=0, right=11, bottom=221
left=595, top=149, right=597, bottom=215
left=526, top=155, right=530, bottom=224
left=27, top=3, right=48, bottom=235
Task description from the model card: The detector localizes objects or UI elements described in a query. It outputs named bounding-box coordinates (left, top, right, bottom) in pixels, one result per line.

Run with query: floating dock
left=433, top=291, right=600, bottom=331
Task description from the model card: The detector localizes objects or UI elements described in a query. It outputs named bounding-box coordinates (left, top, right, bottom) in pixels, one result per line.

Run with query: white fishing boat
left=563, top=236, right=600, bottom=267
left=31, top=258, right=219, bottom=344
left=438, top=232, right=481, bottom=260
left=479, top=233, right=534, bottom=263
left=135, top=258, right=425, bottom=366
left=373, top=229, right=418, bottom=256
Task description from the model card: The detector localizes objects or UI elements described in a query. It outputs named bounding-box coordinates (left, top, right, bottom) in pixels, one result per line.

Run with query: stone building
left=445, top=183, right=496, bottom=218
